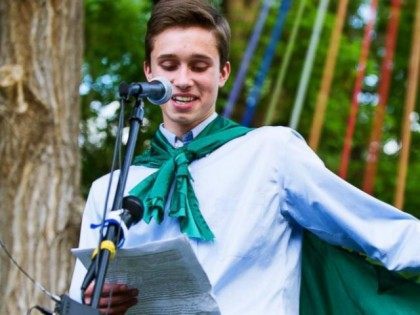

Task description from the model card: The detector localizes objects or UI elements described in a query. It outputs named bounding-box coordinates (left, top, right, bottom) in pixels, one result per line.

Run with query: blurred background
left=81, top=0, right=419, bottom=213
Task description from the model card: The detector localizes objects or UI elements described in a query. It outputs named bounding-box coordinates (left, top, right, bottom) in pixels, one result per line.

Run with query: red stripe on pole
left=338, top=0, right=379, bottom=179
left=362, top=0, right=402, bottom=194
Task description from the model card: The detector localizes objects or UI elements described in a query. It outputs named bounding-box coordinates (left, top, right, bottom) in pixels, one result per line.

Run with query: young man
left=70, top=0, right=420, bottom=314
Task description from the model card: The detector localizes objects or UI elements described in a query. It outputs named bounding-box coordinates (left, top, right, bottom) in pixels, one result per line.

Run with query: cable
left=82, top=96, right=127, bottom=312
left=0, top=237, right=60, bottom=303
left=26, top=305, right=53, bottom=315
left=97, top=97, right=126, bottom=249
left=80, top=97, right=125, bottom=299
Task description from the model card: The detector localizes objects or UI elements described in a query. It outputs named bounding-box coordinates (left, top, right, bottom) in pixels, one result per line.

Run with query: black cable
left=0, top=237, right=60, bottom=303
left=26, top=305, right=53, bottom=315
left=81, top=97, right=127, bottom=311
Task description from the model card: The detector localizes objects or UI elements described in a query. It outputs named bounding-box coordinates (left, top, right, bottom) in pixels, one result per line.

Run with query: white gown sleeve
left=280, top=129, right=420, bottom=272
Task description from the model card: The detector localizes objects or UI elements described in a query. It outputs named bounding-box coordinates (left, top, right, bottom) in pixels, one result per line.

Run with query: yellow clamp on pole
left=91, top=240, right=117, bottom=260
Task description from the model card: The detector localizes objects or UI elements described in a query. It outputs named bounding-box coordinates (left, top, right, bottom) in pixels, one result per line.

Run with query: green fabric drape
left=129, top=116, right=252, bottom=241
left=300, top=232, right=420, bottom=314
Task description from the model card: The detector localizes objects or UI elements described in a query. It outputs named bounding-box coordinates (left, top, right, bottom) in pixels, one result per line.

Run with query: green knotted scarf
left=129, top=115, right=252, bottom=241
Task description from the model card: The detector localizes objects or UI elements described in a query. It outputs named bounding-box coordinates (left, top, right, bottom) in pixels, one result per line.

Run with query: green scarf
left=129, top=115, right=252, bottom=241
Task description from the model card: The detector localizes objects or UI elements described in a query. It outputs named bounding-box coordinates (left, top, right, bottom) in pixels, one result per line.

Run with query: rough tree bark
left=0, top=1, right=83, bottom=313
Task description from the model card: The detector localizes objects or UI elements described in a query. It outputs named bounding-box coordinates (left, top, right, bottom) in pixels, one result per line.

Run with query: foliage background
left=80, top=0, right=419, bottom=216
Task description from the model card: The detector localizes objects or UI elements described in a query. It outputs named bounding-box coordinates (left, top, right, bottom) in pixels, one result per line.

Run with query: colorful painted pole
left=362, top=0, right=402, bottom=194
left=308, top=0, right=350, bottom=151
left=394, top=0, right=420, bottom=209
left=288, top=0, right=330, bottom=130
left=241, top=0, right=293, bottom=126
left=338, top=0, right=378, bottom=179
left=263, top=0, right=307, bottom=126
left=223, top=0, right=273, bottom=118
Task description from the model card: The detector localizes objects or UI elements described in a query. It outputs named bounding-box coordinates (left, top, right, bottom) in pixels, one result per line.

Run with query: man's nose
left=173, top=66, right=192, bottom=89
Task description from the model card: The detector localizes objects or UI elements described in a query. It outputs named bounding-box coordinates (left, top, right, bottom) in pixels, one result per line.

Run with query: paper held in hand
left=72, top=237, right=220, bottom=315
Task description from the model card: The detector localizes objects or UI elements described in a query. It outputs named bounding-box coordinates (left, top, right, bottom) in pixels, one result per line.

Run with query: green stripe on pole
left=264, top=0, right=307, bottom=126
left=289, top=0, right=330, bottom=130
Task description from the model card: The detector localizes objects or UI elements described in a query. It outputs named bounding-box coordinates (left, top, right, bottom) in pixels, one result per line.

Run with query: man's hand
left=84, top=282, right=139, bottom=315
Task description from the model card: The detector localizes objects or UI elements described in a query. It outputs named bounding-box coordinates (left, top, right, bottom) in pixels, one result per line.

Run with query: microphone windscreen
left=147, top=77, right=172, bottom=105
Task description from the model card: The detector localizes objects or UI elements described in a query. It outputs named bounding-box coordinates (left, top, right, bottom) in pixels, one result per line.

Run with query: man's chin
left=164, top=115, right=197, bottom=129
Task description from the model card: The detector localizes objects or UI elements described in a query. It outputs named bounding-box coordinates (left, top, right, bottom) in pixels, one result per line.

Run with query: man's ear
left=219, top=61, right=231, bottom=87
left=143, top=61, right=153, bottom=81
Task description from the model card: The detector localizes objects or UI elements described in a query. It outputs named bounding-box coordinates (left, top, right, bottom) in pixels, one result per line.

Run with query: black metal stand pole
left=89, top=97, right=145, bottom=308
left=55, top=97, right=144, bottom=315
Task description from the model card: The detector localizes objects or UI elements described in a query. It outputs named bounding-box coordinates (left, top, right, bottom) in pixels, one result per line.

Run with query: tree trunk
left=0, top=1, right=83, bottom=313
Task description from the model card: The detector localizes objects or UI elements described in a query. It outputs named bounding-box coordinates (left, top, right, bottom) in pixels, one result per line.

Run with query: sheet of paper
left=72, top=237, right=220, bottom=314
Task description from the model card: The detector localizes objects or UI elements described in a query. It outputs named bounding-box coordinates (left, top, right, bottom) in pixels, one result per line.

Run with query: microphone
left=119, top=77, right=172, bottom=105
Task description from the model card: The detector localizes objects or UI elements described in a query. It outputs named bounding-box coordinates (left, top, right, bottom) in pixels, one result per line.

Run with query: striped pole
left=263, top=0, right=307, bottom=126
left=223, top=0, right=273, bottom=118
left=308, top=0, right=350, bottom=151
left=394, top=0, right=420, bottom=209
left=241, top=0, right=293, bottom=126
left=362, top=0, right=402, bottom=194
left=338, top=0, right=378, bottom=179
left=288, top=0, right=330, bottom=130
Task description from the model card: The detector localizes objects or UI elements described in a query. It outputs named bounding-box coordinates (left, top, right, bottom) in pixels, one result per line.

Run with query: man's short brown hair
left=145, top=0, right=231, bottom=67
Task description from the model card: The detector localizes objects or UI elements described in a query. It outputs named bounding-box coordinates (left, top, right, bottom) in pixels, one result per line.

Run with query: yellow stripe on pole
left=394, top=0, right=420, bottom=209
left=308, top=0, right=350, bottom=151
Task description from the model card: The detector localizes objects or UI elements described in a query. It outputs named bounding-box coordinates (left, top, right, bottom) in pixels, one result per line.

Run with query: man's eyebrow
left=190, top=54, right=213, bottom=61
left=157, top=54, right=213, bottom=61
left=156, top=54, right=177, bottom=60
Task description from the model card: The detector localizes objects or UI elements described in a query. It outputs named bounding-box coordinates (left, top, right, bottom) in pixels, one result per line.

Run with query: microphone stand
left=55, top=92, right=146, bottom=315
left=89, top=95, right=145, bottom=308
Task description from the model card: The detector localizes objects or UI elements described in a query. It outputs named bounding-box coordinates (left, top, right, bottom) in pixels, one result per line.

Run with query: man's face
left=144, top=26, right=230, bottom=136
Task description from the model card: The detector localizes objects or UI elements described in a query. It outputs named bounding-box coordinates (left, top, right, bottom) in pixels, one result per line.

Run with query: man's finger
left=99, top=297, right=138, bottom=315
left=101, top=283, right=137, bottom=295
left=97, top=293, right=138, bottom=308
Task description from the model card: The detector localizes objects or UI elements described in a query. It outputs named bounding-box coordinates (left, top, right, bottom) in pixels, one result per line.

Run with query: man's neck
left=159, top=113, right=218, bottom=147
left=164, top=111, right=219, bottom=137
